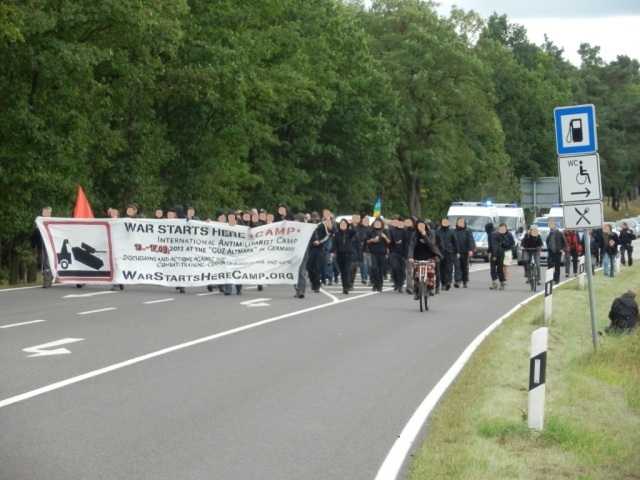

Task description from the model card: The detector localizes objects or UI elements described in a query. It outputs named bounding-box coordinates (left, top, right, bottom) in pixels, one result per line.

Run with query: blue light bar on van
left=451, top=202, right=485, bottom=206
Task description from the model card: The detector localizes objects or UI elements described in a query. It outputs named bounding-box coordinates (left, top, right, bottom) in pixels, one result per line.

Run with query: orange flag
left=73, top=185, right=94, bottom=218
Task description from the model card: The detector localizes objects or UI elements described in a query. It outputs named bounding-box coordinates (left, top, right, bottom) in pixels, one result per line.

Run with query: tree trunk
left=407, top=177, right=421, bottom=218
left=9, top=248, right=21, bottom=285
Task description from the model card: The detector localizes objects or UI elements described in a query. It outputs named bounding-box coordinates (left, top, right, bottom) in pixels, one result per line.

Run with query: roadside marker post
left=544, top=269, right=554, bottom=324
left=528, top=327, right=548, bottom=433
left=578, top=256, right=585, bottom=290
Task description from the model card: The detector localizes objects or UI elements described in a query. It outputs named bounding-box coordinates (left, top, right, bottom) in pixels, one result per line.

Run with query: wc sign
left=554, top=104, right=597, bottom=156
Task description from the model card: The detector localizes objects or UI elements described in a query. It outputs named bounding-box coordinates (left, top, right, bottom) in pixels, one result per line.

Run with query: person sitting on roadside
left=605, top=290, right=639, bottom=334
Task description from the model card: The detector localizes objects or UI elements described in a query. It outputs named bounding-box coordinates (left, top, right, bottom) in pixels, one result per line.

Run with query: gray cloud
left=438, top=0, right=640, bottom=19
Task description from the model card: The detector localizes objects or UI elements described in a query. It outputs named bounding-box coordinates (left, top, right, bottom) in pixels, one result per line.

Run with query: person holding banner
left=293, top=213, right=308, bottom=298
left=31, top=206, right=54, bottom=288
left=307, top=212, right=330, bottom=293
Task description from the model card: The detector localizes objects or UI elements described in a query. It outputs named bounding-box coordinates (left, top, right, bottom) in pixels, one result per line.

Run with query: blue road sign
left=554, top=104, right=597, bottom=156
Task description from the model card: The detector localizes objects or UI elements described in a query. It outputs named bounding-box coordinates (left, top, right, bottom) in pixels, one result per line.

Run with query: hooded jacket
left=408, top=223, right=443, bottom=261
left=174, top=205, right=187, bottom=219
left=454, top=220, right=475, bottom=253
left=436, top=224, right=459, bottom=255
left=609, top=291, right=639, bottom=329
left=366, top=217, right=390, bottom=255
left=332, top=220, right=357, bottom=257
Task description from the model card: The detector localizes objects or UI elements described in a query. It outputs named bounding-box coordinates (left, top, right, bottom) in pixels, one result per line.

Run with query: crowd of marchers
left=31, top=204, right=638, bottom=305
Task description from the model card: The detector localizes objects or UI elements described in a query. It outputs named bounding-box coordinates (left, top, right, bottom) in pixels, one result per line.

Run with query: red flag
left=73, top=185, right=94, bottom=218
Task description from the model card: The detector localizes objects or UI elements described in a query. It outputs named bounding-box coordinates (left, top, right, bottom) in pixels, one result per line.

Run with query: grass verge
left=407, top=266, right=640, bottom=480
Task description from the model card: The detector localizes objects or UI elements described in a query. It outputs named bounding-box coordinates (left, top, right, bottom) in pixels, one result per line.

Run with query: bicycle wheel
left=424, top=288, right=430, bottom=311
left=531, top=265, right=538, bottom=292
left=419, top=280, right=425, bottom=312
left=529, top=268, right=535, bottom=292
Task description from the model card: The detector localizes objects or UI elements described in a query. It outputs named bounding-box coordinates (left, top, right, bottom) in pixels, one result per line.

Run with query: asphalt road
left=1, top=262, right=543, bottom=480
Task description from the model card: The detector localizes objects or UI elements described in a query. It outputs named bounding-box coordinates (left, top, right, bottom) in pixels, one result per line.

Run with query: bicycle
left=523, top=248, right=540, bottom=292
left=417, top=260, right=434, bottom=312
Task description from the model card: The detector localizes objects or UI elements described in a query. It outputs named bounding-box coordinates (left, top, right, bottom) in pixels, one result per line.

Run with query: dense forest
left=1, top=0, right=639, bottom=283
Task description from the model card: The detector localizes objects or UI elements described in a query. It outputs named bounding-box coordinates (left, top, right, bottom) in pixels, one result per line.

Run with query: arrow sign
left=570, top=187, right=591, bottom=197
left=240, top=298, right=271, bottom=307
left=24, top=338, right=84, bottom=357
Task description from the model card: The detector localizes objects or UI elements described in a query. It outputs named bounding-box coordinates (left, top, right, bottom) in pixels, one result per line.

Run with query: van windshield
left=498, top=216, right=517, bottom=230
left=454, top=216, right=493, bottom=232
left=548, top=216, right=563, bottom=227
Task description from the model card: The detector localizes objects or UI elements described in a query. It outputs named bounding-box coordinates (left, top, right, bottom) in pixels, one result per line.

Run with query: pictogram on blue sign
left=554, top=104, right=597, bottom=156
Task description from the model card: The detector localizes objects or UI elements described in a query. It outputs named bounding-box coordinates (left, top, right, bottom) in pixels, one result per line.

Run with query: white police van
left=447, top=202, right=499, bottom=262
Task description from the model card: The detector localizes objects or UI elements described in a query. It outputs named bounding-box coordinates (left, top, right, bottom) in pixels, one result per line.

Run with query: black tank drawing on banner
left=56, top=240, right=110, bottom=277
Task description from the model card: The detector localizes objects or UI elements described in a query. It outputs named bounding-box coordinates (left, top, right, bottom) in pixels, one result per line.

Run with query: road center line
left=0, top=320, right=46, bottom=329
left=143, top=299, right=174, bottom=304
left=77, top=308, right=116, bottom=315
left=0, top=292, right=377, bottom=410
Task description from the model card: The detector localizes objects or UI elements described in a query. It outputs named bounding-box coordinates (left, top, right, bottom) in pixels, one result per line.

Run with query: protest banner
left=35, top=218, right=316, bottom=287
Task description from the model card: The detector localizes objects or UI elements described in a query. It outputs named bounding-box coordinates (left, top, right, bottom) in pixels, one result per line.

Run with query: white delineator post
left=528, top=327, right=548, bottom=433
left=578, top=256, right=586, bottom=290
left=544, top=269, right=554, bottom=324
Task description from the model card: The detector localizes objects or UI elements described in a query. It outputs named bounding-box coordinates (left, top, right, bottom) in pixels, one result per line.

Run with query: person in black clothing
left=331, top=218, right=358, bottom=294
left=366, top=217, right=390, bottom=292
left=453, top=218, right=475, bottom=288
left=520, top=225, right=544, bottom=285
left=436, top=218, right=459, bottom=291
left=602, top=223, right=619, bottom=277
left=486, top=222, right=506, bottom=290
left=31, top=206, right=54, bottom=288
left=388, top=217, right=407, bottom=293
left=275, top=204, right=294, bottom=222
left=408, top=219, right=443, bottom=299
left=307, top=212, right=330, bottom=292
left=546, top=220, right=567, bottom=285
left=355, top=214, right=371, bottom=285
left=618, top=222, right=636, bottom=266
left=605, top=290, right=639, bottom=334
left=403, top=217, right=417, bottom=294
left=591, top=228, right=604, bottom=267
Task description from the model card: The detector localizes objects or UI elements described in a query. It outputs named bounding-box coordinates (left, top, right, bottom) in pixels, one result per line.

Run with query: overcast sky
left=435, top=0, right=640, bottom=65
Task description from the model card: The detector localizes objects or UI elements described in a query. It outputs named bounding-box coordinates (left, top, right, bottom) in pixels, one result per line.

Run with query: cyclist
left=408, top=219, right=443, bottom=300
left=520, top=225, right=544, bottom=286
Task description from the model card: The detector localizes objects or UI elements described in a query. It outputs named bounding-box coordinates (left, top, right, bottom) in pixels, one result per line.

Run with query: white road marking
left=240, top=298, right=271, bottom=307
left=0, top=320, right=46, bottom=329
left=77, top=308, right=116, bottom=315
left=143, top=299, right=174, bottom=304
left=196, top=292, right=219, bottom=296
left=23, top=338, right=84, bottom=357
left=0, top=291, right=378, bottom=409
left=63, top=291, right=114, bottom=298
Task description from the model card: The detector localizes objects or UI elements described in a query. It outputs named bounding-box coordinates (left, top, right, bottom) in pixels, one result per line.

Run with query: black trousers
left=454, top=254, right=470, bottom=283
left=370, top=253, right=386, bottom=290
left=389, top=252, right=406, bottom=290
left=337, top=254, right=354, bottom=291
left=307, top=247, right=324, bottom=291
left=440, top=252, right=455, bottom=286
left=490, top=253, right=505, bottom=283
left=547, top=251, right=563, bottom=283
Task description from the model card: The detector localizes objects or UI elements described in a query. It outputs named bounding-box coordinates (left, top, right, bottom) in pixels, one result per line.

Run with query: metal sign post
left=554, top=103, right=600, bottom=351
